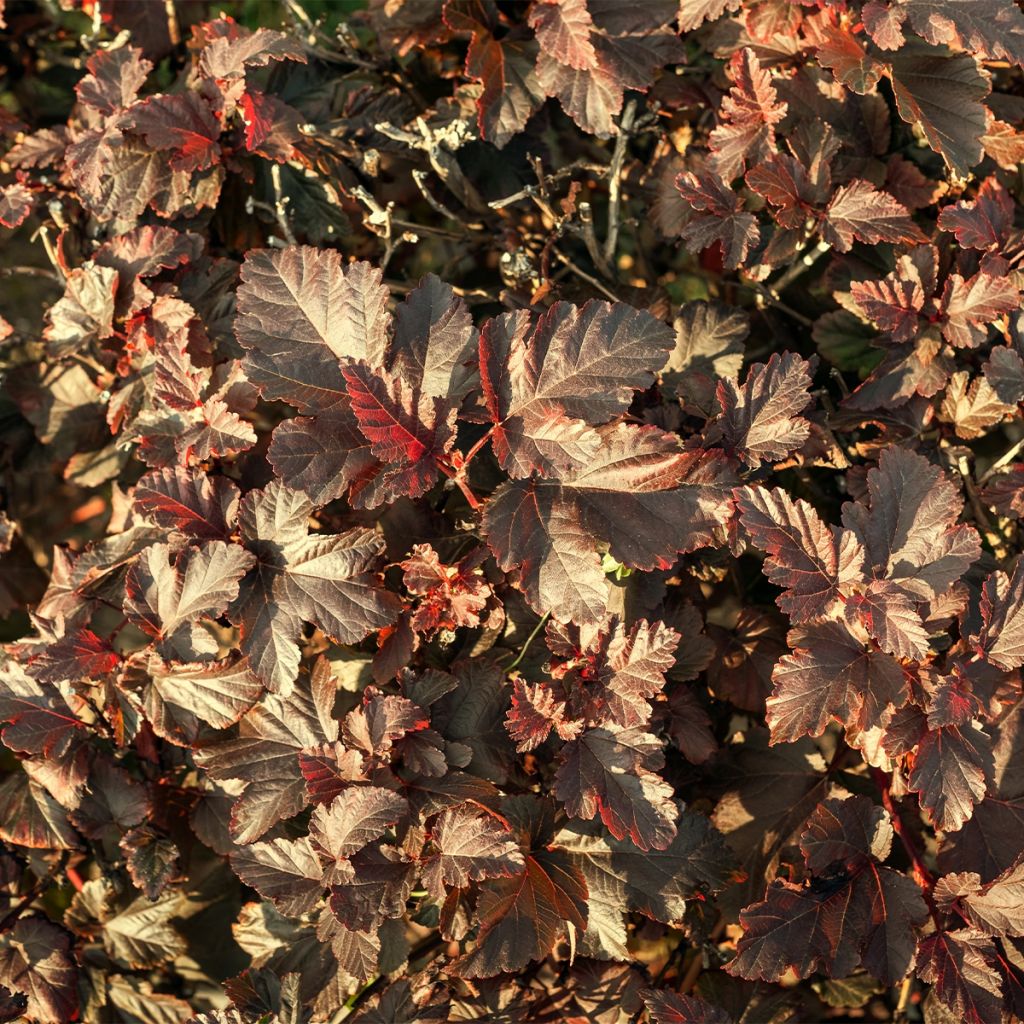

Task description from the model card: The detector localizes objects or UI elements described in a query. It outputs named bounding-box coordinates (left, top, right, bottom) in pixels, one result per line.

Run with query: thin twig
left=505, top=612, right=551, bottom=672
left=577, top=202, right=607, bottom=277
left=979, top=433, right=1024, bottom=484
left=269, top=164, right=296, bottom=246
left=552, top=249, right=622, bottom=303
left=0, top=853, right=69, bottom=933
left=603, top=99, right=636, bottom=268
left=769, top=239, right=830, bottom=294
left=894, top=975, right=915, bottom=1021
left=941, top=442, right=1007, bottom=557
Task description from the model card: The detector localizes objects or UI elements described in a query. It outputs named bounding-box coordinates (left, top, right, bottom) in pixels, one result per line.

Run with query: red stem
left=872, top=767, right=940, bottom=921
left=461, top=426, right=495, bottom=471
left=438, top=463, right=480, bottom=510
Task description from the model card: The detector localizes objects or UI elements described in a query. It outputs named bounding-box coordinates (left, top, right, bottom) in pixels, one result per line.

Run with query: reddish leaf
left=232, top=481, right=400, bottom=693
left=0, top=182, right=34, bottom=229
left=529, top=0, right=597, bottom=70
left=915, top=929, right=1003, bottom=1024
left=708, top=48, right=787, bottom=182
left=676, top=170, right=760, bottom=269
left=128, top=93, right=221, bottom=173
left=736, top=485, right=863, bottom=623
left=309, top=786, right=407, bottom=867
left=841, top=447, right=980, bottom=600
left=484, top=426, right=732, bottom=622
left=730, top=796, right=927, bottom=985
left=643, top=989, right=732, bottom=1024
left=887, top=42, right=990, bottom=176
left=716, top=352, right=813, bottom=467
left=977, top=562, right=1024, bottom=670
left=422, top=804, right=525, bottom=896
left=133, top=466, right=240, bottom=541
left=193, top=668, right=336, bottom=844
left=125, top=541, right=254, bottom=661
left=450, top=844, right=587, bottom=977
left=908, top=723, right=992, bottom=831
left=479, top=301, right=674, bottom=477
left=555, top=726, right=677, bottom=850
left=937, top=176, right=1014, bottom=250
left=821, top=180, right=926, bottom=253
left=342, top=362, right=457, bottom=505
left=505, top=679, right=580, bottom=752
left=767, top=620, right=907, bottom=742
left=230, top=835, right=324, bottom=917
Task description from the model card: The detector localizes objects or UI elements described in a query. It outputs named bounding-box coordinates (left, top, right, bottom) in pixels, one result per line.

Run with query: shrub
left=1, top=1, right=1023, bottom=1021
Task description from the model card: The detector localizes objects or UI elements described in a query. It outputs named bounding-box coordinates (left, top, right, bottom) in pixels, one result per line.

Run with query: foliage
left=1, top=0, right=1023, bottom=1021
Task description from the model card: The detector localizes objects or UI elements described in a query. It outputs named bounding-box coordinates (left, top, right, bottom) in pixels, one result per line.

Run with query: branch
left=505, top=611, right=551, bottom=671
left=0, top=853, right=70, bottom=933
left=603, top=99, right=636, bottom=268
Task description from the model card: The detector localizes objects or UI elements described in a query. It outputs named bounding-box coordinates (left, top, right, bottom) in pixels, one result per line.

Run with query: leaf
left=557, top=810, right=736, bottom=959
left=529, top=0, right=597, bottom=70
left=235, top=247, right=389, bottom=411
left=708, top=48, right=787, bottom=182
left=0, top=918, right=78, bottom=1024
left=231, top=836, right=324, bottom=917
left=450, top=8, right=546, bottom=148
left=120, top=825, right=180, bottom=900
left=0, top=181, right=34, bottom=229
left=843, top=580, right=931, bottom=662
left=505, top=679, right=579, bottom=752
left=643, top=989, right=733, bottom=1024
left=915, top=929, right=1003, bottom=1024
left=984, top=346, right=1024, bottom=406
left=267, top=400, right=375, bottom=508
left=897, top=0, right=1024, bottom=66
left=479, top=301, right=674, bottom=477
left=547, top=615, right=681, bottom=729
left=887, top=41, right=990, bottom=176
left=125, top=541, right=255, bottom=661
left=194, top=669, right=336, bottom=844
left=401, top=544, right=492, bottom=635
left=821, top=180, right=926, bottom=252
left=909, top=723, right=992, bottom=831
left=676, top=170, right=760, bottom=269
left=0, top=772, right=79, bottom=849
left=133, top=466, right=240, bottom=541
left=328, top=845, right=415, bottom=932
left=939, top=268, right=1019, bottom=349
left=977, top=562, right=1024, bottom=670
left=128, top=93, right=221, bottom=173
left=735, top=485, right=864, bottom=622
left=0, top=660, right=85, bottom=759
left=309, top=786, right=407, bottom=866
left=767, top=620, right=907, bottom=742
left=678, top=0, right=742, bottom=31
left=96, top=889, right=188, bottom=969
left=554, top=726, right=678, bottom=851
left=341, top=362, right=457, bottom=505
left=421, top=804, right=525, bottom=896
left=937, top=176, right=1014, bottom=250
left=120, top=653, right=264, bottom=746
left=717, top=352, right=813, bottom=467
left=936, top=857, right=1024, bottom=937
left=449, top=846, right=587, bottom=977
left=483, top=425, right=732, bottom=623
left=44, top=263, right=119, bottom=357
left=841, top=447, right=980, bottom=600
left=730, top=796, right=928, bottom=985
left=232, top=481, right=400, bottom=693
left=664, top=301, right=748, bottom=414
